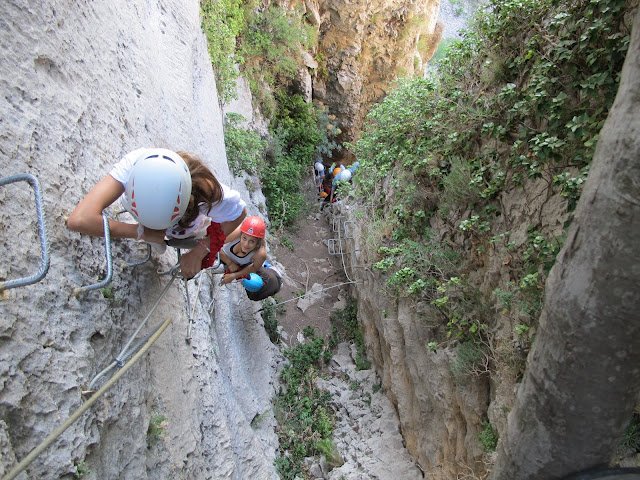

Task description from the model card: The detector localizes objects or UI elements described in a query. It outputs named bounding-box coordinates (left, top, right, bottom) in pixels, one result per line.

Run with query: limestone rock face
left=356, top=286, right=489, bottom=478
left=0, top=1, right=278, bottom=479
left=314, top=0, right=441, bottom=157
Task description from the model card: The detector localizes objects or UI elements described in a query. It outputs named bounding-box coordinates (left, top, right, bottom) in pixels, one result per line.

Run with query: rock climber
left=218, top=215, right=282, bottom=300
left=67, top=148, right=247, bottom=279
left=314, top=160, right=325, bottom=190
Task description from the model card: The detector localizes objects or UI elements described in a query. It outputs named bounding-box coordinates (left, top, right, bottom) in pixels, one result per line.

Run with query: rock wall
left=351, top=253, right=489, bottom=478
left=306, top=0, right=442, bottom=160
left=0, top=2, right=278, bottom=479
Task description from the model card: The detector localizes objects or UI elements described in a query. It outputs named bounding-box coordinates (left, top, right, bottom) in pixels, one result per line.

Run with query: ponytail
left=176, top=151, right=223, bottom=229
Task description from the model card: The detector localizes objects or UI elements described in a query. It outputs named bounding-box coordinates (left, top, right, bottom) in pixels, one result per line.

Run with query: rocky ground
left=266, top=176, right=423, bottom=479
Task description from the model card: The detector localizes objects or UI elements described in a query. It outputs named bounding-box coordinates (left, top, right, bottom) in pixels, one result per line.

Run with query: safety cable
left=334, top=212, right=355, bottom=283
left=253, top=280, right=357, bottom=314
left=88, top=272, right=178, bottom=390
left=2, top=314, right=175, bottom=480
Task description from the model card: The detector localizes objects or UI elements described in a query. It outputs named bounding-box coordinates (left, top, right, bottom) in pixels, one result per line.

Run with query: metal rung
left=327, top=238, right=343, bottom=255
left=343, top=221, right=354, bottom=239
left=0, top=173, right=50, bottom=291
left=332, top=216, right=344, bottom=232
left=75, top=212, right=113, bottom=294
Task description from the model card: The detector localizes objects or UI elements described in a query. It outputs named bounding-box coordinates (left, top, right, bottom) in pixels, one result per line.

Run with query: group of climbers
left=314, top=159, right=359, bottom=207
left=67, top=147, right=282, bottom=301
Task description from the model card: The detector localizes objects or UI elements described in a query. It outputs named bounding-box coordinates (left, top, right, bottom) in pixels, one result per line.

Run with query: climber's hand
left=180, top=247, right=208, bottom=279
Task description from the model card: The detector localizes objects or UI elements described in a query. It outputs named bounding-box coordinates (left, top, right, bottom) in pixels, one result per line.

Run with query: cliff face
left=307, top=0, right=441, bottom=160
left=347, top=224, right=489, bottom=478
left=0, top=2, right=278, bottom=479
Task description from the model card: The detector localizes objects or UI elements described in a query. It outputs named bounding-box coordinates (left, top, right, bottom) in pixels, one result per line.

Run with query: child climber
left=218, top=215, right=282, bottom=301
left=67, top=148, right=247, bottom=279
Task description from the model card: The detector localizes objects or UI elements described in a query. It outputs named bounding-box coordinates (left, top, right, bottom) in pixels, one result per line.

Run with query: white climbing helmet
left=124, top=148, right=192, bottom=230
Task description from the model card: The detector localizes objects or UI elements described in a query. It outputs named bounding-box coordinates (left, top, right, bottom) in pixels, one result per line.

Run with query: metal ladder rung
left=0, top=173, right=50, bottom=291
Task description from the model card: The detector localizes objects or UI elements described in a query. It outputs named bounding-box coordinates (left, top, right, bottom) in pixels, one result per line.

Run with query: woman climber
left=67, top=148, right=247, bottom=279
left=218, top=215, right=283, bottom=301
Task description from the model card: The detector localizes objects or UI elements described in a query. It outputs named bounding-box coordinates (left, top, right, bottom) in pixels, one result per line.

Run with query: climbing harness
left=0, top=173, right=50, bottom=291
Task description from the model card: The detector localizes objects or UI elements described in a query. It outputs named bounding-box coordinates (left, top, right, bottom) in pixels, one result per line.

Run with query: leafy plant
left=73, top=461, right=91, bottom=479
left=329, top=301, right=371, bottom=371
left=147, top=413, right=167, bottom=448
left=451, top=341, right=490, bottom=379
left=261, top=298, right=281, bottom=344
left=200, top=0, right=246, bottom=101
left=479, top=420, right=499, bottom=452
left=224, top=113, right=267, bottom=176
left=261, top=94, right=327, bottom=227
left=620, top=413, right=640, bottom=452
left=100, top=286, right=114, bottom=299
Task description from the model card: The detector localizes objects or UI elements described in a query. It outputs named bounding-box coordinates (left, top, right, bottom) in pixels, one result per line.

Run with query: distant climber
left=314, top=160, right=325, bottom=190
left=319, top=161, right=359, bottom=209
left=67, top=148, right=247, bottom=279
left=218, top=215, right=282, bottom=300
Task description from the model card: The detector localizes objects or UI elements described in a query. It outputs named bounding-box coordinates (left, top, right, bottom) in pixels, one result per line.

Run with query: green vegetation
left=274, top=302, right=367, bottom=477
left=451, top=341, right=489, bottom=379
left=224, top=113, right=267, bottom=176
left=620, top=412, right=640, bottom=452
left=200, top=0, right=246, bottom=102
left=479, top=420, right=499, bottom=452
left=204, top=2, right=343, bottom=227
left=100, top=286, right=114, bottom=300
left=329, top=301, right=371, bottom=371
left=147, top=413, right=167, bottom=448
left=260, top=298, right=281, bottom=344
left=73, top=461, right=90, bottom=479
left=352, top=0, right=631, bottom=356
left=201, top=0, right=314, bottom=109
left=261, top=94, right=338, bottom=227
left=274, top=327, right=334, bottom=479
left=239, top=5, right=316, bottom=116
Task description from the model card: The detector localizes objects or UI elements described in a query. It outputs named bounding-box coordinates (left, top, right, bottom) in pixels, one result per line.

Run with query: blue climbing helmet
left=242, top=273, right=264, bottom=292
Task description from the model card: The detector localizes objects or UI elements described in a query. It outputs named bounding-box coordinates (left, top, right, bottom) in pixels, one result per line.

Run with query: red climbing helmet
left=240, top=215, right=266, bottom=239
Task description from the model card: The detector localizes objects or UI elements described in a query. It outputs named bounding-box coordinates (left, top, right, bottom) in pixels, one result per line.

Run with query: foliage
left=329, top=301, right=371, bottom=370
left=201, top=1, right=315, bottom=112
left=275, top=328, right=334, bottom=479
left=260, top=298, right=281, bottom=344
left=433, top=276, right=489, bottom=341
left=261, top=95, right=329, bottom=227
left=224, top=113, right=267, bottom=176
left=352, top=0, right=631, bottom=347
left=620, top=413, right=640, bottom=452
left=239, top=5, right=314, bottom=90
left=200, top=0, right=246, bottom=101
left=73, top=461, right=90, bottom=479
left=147, top=413, right=167, bottom=448
left=479, top=420, right=499, bottom=452
left=100, top=286, right=114, bottom=299
left=451, top=341, right=490, bottom=380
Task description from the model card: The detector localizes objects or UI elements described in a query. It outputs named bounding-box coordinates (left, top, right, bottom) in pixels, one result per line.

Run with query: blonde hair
left=176, top=151, right=223, bottom=229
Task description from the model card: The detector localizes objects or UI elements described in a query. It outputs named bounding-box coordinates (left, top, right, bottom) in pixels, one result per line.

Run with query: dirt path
left=269, top=177, right=352, bottom=344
